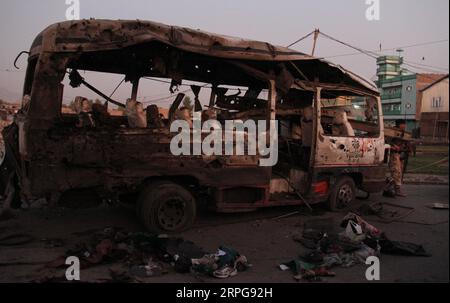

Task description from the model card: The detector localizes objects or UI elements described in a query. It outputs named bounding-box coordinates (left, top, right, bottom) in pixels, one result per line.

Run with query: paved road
left=0, top=185, right=448, bottom=283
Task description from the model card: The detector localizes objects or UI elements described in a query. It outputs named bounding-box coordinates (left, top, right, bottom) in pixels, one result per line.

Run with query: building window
left=382, top=86, right=402, bottom=99
left=382, top=103, right=401, bottom=113
left=432, top=97, right=442, bottom=108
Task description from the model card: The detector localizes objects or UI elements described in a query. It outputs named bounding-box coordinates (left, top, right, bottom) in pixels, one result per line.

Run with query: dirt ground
left=0, top=184, right=448, bottom=283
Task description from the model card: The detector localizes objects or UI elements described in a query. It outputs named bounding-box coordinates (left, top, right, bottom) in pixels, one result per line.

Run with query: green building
left=375, top=55, right=445, bottom=133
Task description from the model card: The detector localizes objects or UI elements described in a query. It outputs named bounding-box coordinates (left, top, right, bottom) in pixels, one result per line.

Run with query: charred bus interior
left=49, top=40, right=379, bottom=204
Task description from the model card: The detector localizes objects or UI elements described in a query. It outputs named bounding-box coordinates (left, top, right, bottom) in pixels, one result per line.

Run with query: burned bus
left=1, top=19, right=385, bottom=232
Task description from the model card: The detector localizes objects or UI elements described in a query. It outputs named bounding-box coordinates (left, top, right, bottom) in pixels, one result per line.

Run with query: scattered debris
left=129, top=259, right=166, bottom=278
left=428, top=203, right=449, bottom=210
left=272, top=211, right=301, bottom=220
left=42, top=227, right=250, bottom=282
left=356, top=202, right=415, bottom=223
left=378, top=238, right=431, bottom=257
left=191, top=246, right=251, bottom=279
left=284, top=212, right=431, bottom=281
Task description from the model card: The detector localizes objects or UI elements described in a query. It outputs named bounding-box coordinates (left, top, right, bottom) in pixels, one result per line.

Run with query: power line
left=392, top=39, right=449, bottom=50
left=286, top=30, right=315, bottom=48
left=403, top=60, right=448, bottom=72
left=401, top=67, right=447, bottom=83
left=322, top=39, right=449, bottom=59
left=319, top=31, right=379, bottom=59
left=308, top=32, right=449, bottom=74
left=140, top=89, right=192, bottom=104
left=402, top=61, right=448, bottom=74
left=143, top=77, right=174, bottom=85
left=108, top=77, right=126, bottom=99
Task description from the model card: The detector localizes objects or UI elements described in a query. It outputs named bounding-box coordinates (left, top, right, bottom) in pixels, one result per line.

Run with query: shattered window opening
left=320, top=95, right=380, bottom=139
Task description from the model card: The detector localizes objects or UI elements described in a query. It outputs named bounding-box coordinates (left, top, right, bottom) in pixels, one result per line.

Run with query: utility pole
left=311, top=29, right=320, bottom=56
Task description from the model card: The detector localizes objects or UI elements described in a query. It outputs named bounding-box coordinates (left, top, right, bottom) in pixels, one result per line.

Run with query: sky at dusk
left=0, top=0, right=448, bottom=106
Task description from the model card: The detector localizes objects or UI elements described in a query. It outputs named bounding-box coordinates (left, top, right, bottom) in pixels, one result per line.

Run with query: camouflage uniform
left=388, top=138, right=408, bottom=196
left=389, top=150, right=403, bottom=187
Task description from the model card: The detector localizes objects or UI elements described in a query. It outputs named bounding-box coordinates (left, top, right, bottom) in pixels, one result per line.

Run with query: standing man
left=388, top=119, right=410, bottom=197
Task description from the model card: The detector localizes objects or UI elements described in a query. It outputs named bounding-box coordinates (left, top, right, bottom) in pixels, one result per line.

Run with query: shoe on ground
left=213, top=266, right=238, bottom=279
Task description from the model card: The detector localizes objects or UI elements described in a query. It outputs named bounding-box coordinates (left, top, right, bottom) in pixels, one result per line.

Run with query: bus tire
left=328, top=176, right=356, bottom=211
left=137, top=181, right=196, bottom=233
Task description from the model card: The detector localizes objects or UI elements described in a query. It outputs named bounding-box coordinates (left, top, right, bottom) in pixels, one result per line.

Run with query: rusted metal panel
left=314, top=136, right=385, bottom=167
left=31, top=20, right=312, bottom=61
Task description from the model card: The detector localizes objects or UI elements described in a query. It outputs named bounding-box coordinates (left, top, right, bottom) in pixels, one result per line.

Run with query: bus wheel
left=137, top=181, right=196, bottom=233
left=328, top=176, right=356, bottom=211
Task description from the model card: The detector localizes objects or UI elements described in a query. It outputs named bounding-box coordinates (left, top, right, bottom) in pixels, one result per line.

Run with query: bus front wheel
left=137, top=181, right=196, bottom=233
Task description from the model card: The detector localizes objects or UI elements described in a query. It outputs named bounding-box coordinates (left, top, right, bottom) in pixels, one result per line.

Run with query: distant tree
left=182, top=96, right=193, bottom=113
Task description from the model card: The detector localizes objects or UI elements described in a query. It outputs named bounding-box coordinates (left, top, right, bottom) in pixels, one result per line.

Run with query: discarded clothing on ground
left=341, top=213, right=382, bottom=238
left=378, top=236, right=431, bottom=257
left=191, top=246, right=252, bottom=279
left=44, top=227, right=250, bottom=282
left=286, top=212, right=430, bottom=281
left=280, top=259, right=336, bottom=282
left=341, top=213, right=430, bottom=257
left=129, top=259, right=166, bottom=278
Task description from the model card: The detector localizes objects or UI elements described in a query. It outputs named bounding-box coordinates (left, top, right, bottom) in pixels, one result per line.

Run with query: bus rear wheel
left=328, top=176, right=356, bottom=211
